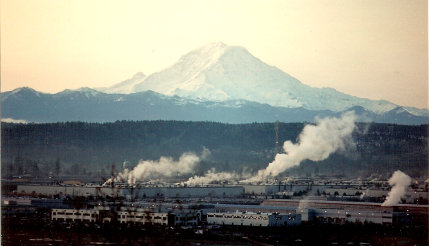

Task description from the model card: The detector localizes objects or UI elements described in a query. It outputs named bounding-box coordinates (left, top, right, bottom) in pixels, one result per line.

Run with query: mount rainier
left=99, top=42, right=424, bottom=115
left=2, top=42, right=428, bottom=124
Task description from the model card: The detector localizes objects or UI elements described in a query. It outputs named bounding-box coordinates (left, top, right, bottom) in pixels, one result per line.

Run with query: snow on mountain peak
left=10, top=87, right=39, bottom=94
left=131, top=43, right=232, bottom=97
left=191, top=42, right=227, bottom=55
left=76, top=87, right=101, bottom=96
left=99, top=72, right=146, bottom=94
left=101, top=43, right=420, bottom=114
left=2, top=87, right=42, bottom=101
left=176, top=42, right=229, bottom=73
left=132, top=72, right=145, bottom=79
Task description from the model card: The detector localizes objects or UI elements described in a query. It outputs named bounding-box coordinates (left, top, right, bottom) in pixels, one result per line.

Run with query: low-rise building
left=207, top=212, right=301, bottom=227
left=51, top=208, right=100, bottom=223
left=118, top=209, right=169, bottom=226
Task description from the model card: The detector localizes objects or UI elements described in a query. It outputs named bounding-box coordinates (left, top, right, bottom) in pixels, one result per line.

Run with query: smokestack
left=382, top=170, right=412, bottom=206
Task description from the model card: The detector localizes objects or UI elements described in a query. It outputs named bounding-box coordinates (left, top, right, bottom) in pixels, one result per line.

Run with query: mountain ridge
left=2, top=87, right=428, bottom=125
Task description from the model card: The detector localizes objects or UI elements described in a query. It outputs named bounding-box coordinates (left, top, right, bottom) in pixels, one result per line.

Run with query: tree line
left=1, top=121, right=427, bottom=179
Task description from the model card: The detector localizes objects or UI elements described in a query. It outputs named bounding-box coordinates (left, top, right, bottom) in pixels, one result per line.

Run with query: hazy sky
left=1, top=0, right=427, bottom=108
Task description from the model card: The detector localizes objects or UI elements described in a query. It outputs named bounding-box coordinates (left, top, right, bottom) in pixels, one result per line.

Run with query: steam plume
left=104, top=148, right=210, bottom=185
left=183, top=168, right=250, bottom=186
left=244, top=112, right=357, bottom=183
left=382, top=170, right=412, bottom=206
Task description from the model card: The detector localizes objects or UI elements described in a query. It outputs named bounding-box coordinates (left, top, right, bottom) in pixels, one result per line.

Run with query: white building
left=207, top=212, right=300, bottom=227
left=51, top=208, right=100, bottom=222
left=263, top=199, right=394, bottom=224
left=304, top=208, right=393, bottom=224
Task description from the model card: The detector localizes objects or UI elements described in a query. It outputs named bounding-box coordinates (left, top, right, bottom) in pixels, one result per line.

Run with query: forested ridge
left=2, top=121, right=427, bottom=179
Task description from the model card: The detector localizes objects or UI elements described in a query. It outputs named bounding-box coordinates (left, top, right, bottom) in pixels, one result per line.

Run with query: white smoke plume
left=243, top=112, right=357, bottom=183
left=381, top=170, right=412, bottom=206
left=104, top=148, right=210, bottom=185
left=183, top=168, right=251, bottom=186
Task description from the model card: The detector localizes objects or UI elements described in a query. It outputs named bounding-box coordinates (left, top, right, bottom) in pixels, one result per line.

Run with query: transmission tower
left=275, top=120, right=280, bottom=154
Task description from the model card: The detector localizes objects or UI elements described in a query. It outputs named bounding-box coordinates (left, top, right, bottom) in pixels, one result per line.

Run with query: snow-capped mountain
left=100, top=42, right=420, bottom=115
left=3, top=43, right=428, bottom=124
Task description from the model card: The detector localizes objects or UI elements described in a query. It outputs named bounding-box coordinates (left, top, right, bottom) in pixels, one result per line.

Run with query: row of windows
left=120, top=215, right=167, bottom=220
left=53, top=211, right=97, bottom=217
left=54, top=218, right=95, bottom=222
left=208, top=214, right=269, bottom=220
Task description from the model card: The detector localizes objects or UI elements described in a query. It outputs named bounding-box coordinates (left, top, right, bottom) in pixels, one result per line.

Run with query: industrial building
left=213, top=203, right=298, bottom=215
left=17, top=185, right=122, bottom=198
left=207, top=211, right=301, bottom=227
left=51, top=206, right=201, bottom=226
left=15, top=182, right=427, bottom=202
left=123, top=185, right=244, bottom=199
left=261, top=199, right=428, bottom=225
left=117, top=210, right=169, bottom=225
left=52, top=208, right=103, bottom=223
left=17, top=184, right=244, bottom=199
left=118, top=208, right=199, bottom=226
left=211, top=201, right=392, bottom=224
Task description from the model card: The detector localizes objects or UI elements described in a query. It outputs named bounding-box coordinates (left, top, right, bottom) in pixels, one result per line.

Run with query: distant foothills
left=1, top=86, right=428, bottom=125
left=2, top=43, right=428, bottom=125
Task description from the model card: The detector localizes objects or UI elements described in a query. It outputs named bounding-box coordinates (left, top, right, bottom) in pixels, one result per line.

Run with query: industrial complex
left=3, top=177, right=428, bottom=229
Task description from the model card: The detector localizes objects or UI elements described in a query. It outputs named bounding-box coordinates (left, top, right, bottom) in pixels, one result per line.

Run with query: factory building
left=118, top=210, right=169, bottom=225
left=207, top=212, right=301, bottom=227
left=213, top=203, right=298, bottom=215
left=262, top=199, right=393, bottom=224
left=118, top=209, right=199, bottom=226
left=324, top=188, right=427, bottom=203
left=261, top=199, right=429, bottom=225
left=17, top=185, right=122, bottom=198
left=17, top=184, right=244, bottom=199
left=243, top=184, right=309, bottom=196
left=123, top=186, right=244, bottom=199
left=211, top=201, right=392, bottom=224
left=51, top=206, right=201, bottom=226
left=16, top=183, right=426, bottom=201
left=52, top=208, right=103, bottom=223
